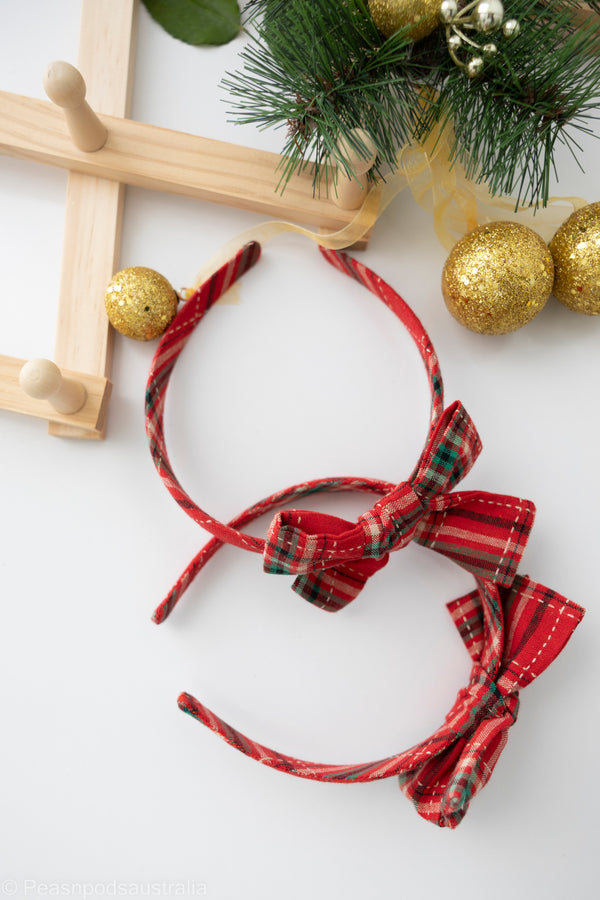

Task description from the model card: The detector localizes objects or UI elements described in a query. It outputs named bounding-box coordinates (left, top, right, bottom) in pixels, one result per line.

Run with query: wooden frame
left=0, top=0, right=373, bottom=439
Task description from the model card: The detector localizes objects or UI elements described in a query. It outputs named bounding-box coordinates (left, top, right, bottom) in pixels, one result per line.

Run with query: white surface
left=1, top=2, right=599, bottom=898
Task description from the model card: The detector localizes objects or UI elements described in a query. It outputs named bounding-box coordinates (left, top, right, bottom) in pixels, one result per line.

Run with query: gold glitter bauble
left=441, top=222, right=554, bottom=335
left=368, top=0, right=442, bottom=41
left=104, top=267, right=178, bottom=341
left=549, top=202, right=600, bottom=314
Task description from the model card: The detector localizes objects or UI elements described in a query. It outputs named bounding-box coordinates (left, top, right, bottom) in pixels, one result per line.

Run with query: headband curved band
left=145, top=243, right=584, bottom=828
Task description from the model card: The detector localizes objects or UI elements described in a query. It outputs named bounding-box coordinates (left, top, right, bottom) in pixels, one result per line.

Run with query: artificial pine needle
left=223, top=0, right=600, bottom=207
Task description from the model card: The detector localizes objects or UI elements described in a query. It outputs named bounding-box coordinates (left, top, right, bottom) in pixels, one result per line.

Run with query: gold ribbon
left=393, top=125, right=587, bottom=249
left=192, top=127, right=587, bottom=294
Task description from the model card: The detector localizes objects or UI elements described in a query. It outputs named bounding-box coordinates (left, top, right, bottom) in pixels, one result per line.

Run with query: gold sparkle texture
left=549, top=202, right=600, bottom=315
left=441, top=222, right=554, bottom=335
left=368, top=0, right=442, bottom=41
left=104, top=267, right=178, bottom=341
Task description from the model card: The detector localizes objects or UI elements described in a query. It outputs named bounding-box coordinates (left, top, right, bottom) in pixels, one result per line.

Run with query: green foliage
left=223, top=0, right=425, bottom=191
left=142, top=0, right=240, bottom=46
left=223, top=0, right=600, bottom=207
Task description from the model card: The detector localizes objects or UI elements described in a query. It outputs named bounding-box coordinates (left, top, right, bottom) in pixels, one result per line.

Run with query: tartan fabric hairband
left=145, top=242, right=584, bottom=828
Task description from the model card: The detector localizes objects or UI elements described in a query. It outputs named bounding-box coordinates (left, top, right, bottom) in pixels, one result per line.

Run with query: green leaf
left=142, top=0, right=241, bottom=46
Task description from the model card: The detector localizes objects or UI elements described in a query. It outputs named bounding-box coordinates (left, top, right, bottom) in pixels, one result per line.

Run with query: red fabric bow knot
left=423, top=666, right=521, bottom=828
left=144, top=243, right=585, bottom=827
left=177, top=574, right=584, bottom=829
left=263, top=402, right=535, bottom=611
left=396, top=573, right=584, bottom=827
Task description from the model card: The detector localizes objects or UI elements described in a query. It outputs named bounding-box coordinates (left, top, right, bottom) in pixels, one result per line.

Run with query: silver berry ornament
left=440, top=0, right=458, bottom=22
left=467, top=56, right=485, bottom=77
left=474, top=0, right=504, bottom=33
left=441, top=0, right=519, bottom=79
left=502, top=18, right=520, bottom=38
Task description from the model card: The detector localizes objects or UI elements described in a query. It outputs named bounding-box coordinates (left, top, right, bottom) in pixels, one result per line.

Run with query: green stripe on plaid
left=262, top=400, right=537, bottom=610
left=177, top=575, right=583, bottom=828
left=145, top=244, right=585, bottom=828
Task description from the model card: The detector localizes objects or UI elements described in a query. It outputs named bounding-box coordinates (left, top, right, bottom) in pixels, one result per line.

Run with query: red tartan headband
left=145, top=242, right=584, bottom=829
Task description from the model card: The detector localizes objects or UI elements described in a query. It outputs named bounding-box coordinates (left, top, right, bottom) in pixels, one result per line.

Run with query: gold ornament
left=368, top=0, right=442, bottom=42
left=441, top=222, right=554, bottom=335
left=104, top=267, right=178, bottom=341
left=440, top=0, right=520, bottom=79
left=549, top=202, right=600, bottom=315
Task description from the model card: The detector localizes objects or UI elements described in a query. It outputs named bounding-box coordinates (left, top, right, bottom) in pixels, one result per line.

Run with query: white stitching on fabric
left=518, top=607, right=564, bottom=675
left=423, top=495, right=528, bottom=568
left=531, top=596, right=579, bottom=619
left=343, top=564, right=366, bottom=577
left=455, top=605, right=476, bottom=643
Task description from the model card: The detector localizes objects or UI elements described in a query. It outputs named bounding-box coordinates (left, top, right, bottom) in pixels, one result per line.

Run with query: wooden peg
left=19, top=359, right=87, bottom=415
left=334, top=129, right=378, bottom=210
left=43, top=61, right=108, bottom=151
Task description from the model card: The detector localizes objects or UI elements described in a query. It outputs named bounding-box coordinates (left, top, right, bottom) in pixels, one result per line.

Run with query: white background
left=1, top=2, right=598, bottom=898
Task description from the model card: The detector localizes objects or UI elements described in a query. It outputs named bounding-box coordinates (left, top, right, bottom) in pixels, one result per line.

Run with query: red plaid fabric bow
left=399, top=574, right=585, bottom=826
left=146, top=242, right=585, bottom=827
left=178, top=573, right=584, bottom=828
left=264, top=400, right=535, bottom=611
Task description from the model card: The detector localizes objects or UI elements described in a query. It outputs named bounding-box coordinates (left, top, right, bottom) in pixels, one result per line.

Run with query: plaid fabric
left=147, top=244, right=531, bottom=618
left=264, top=401, right=535, bottom=610
left=178, top=574, right=584, bottom=828
left=146, top=243, right=452, bottom=616
left=319, top=246, right=445, bottom=435
left=151, top=475, right=397, bottom=622
left=146, top=241, right=266, bottom=557
left=145, top=244, right=585, bottom=828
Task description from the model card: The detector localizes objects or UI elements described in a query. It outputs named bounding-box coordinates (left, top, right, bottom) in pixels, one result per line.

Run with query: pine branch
left=421, top=2, right=600, bottom=206
left=223, top=0, right=600, bottom=207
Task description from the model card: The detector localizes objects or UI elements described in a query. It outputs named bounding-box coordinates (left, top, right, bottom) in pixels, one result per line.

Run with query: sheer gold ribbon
left=394, top=126, right=587, bottom=250
left=193, top=127, right=587, bottom=294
